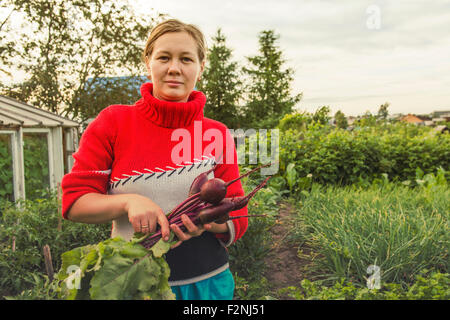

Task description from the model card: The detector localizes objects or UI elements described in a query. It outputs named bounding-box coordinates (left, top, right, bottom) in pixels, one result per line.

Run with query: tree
left=0, top=5, right=14, bottom=77
left=242, top=30, right=302, bottom=129
left=277, top=112, right=310, bottom=131
left=196, top=28, right=242, bottom=129
left=82, top=75, right=148, bottom=120
left=312, top=106, right=331, bottom=126
left=0, top=0, right=164, bottom=121
left=357, top=111, right=377, bottom=127
left=334, top=110, right=348, bottom=129
left=377, top=102, right=390, bottom=120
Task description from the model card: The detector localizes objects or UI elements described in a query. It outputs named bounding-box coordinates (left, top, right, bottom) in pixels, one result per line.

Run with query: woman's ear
left=198, top=60, right=206, bottom=81
left=145, top=57, right=152, bottom=80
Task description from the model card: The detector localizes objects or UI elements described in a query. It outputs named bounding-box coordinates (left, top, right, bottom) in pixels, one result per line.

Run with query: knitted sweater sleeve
left=61, top=107, right=116, bottom=219
left=212, top=127, right=248, bottom=246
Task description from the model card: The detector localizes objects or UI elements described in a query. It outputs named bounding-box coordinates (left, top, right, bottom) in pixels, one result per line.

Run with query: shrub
left=279, top=270, right=449, bottom=300
left=0, top=192, right=111, bottom=298
left=228, top=175, right=282, bottom=282
left=279, top=122, right=450, bottom=189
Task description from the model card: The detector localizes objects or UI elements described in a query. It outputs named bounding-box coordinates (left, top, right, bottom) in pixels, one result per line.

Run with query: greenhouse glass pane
left=0, top=134, right=14, bottom=202
left=23, top=132, right=50, bottom=200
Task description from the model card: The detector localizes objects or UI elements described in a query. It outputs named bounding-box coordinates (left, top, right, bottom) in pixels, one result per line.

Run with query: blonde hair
left=143, top=19, right=207, bottom=64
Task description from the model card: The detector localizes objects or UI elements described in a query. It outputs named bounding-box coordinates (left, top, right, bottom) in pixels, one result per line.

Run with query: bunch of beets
left=139, top=163, right=271, bottom=249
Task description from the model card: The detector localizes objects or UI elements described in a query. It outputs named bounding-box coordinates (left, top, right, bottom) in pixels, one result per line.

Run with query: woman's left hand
left=170, top=214, right=213, bottom=249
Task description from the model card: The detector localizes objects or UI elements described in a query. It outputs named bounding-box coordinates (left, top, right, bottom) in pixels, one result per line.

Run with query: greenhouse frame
left=0, top=95, right=80, bottom=202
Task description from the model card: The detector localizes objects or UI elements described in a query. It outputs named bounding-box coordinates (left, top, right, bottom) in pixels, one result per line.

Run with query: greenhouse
left=0, top=95, right=80, bottom=202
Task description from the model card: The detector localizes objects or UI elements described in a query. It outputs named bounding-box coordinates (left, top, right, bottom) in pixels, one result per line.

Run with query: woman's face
left=146, top=31, right=205, bottom=103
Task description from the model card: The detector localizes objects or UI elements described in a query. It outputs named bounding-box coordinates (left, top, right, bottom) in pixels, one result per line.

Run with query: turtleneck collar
left=136, top=82, right=206, bottom=128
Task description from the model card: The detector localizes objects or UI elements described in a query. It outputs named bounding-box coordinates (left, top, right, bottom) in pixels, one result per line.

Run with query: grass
left=291, top=181, right=449, bottom=287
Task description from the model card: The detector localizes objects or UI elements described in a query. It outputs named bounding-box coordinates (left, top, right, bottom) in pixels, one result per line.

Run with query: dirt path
left=263, top=201, right=318, bottom=299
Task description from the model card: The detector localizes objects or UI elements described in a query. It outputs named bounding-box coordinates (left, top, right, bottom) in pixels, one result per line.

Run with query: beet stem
left=167, top=194, right=201, bottom=219
left=225, top=163, right=271, bottom=187
left=228, top=214, right=268, bottom=220
left=245, top=176, right=272, bottom=200
left=140, top=170, right=272, bottom=250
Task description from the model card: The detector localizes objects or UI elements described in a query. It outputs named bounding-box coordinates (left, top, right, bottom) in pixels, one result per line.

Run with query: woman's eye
left=159, top=56, right=169, bottom=61
left=182, top=57, right=192, bottom=62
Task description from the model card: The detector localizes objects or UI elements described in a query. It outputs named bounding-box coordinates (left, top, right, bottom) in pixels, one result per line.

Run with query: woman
left=61, top=19, right=248, bottom=300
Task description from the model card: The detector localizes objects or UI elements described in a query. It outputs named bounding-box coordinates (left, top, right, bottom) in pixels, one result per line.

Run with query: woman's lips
left=166, top=81, right=183, bottom=87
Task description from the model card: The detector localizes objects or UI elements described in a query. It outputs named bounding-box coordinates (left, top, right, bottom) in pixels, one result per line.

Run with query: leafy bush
left=0, top=192, right=111, bottom=298
left=278, top=112, right=310, bottom=132
left=228, top=174, right=282, bottom=282
left=279, top=270, right=449, bottom=300
left=279, top=122, right=450, bottom=189
left=278, top=107, right=331, bottom=132
left=4, top=274, right=60, bottom=300
left=233, top=272, right=271, bottom=300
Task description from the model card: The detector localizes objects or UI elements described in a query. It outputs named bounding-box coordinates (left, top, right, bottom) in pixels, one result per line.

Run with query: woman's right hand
left=125, top=194, right=170, bottom=241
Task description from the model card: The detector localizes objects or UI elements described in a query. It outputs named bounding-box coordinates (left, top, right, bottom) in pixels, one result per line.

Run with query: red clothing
left=61, top=82, right=248, bottom=261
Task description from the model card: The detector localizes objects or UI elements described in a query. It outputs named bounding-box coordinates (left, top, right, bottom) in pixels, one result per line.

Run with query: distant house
left=432, top=110, right=450, bottom=118
left=347, top=116, right=356, bottom=126
left=400, top=114, right=424, bottom=125
left=434, top=125, right=449, bottom=134
left=387, top=113, right=402, bottom=121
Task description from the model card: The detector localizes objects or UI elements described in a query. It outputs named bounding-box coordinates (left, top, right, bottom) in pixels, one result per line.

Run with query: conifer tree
left=377, top=102, right=390, bottom=120
left=242, top=30, right=302, bottom=129
left=197, top=28, right=242, bottom=129
left=334, top=110, right=348, bottom=129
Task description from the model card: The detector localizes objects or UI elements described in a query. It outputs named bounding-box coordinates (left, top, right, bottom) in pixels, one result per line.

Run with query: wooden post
left=43, top=244, right=54, bottom=281
left=11, top=236, right=16, bottom=252
left=57, top=182, right=62, bottom=232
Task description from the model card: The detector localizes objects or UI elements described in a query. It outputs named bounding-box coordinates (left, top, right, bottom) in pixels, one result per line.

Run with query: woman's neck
left=137, top=82, right=206, bottom=128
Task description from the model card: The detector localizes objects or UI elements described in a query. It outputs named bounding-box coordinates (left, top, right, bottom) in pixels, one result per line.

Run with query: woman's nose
left=167, top=59, right=181, bottom=74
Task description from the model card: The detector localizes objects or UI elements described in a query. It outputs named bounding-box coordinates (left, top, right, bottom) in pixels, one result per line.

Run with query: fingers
left=130, top=209, right=166, bottom=235
left=126, top=195, right=168, bottom=235
left=181, top=214, right=199, bottom=234
left=170, top=240, right=182, bottom=249
left=170, top=223, right=190, bottom=242
left=203, top=223, right=212, bottom=231
left=131, top=219, right=141, bottom=234
left=157, top=210, right=170, bottom=241
left=140, top=218, right=152, bottom=234
left=130, top=215, right=157, bottom=234
left=170, top=214, right=205, bottom=242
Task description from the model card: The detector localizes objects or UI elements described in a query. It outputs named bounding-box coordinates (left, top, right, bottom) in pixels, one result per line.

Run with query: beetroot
left=138, top=163, right=272, bottom=249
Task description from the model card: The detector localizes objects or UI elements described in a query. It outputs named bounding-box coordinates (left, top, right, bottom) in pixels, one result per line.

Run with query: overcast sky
left=133, top=0, right=450, bottom=117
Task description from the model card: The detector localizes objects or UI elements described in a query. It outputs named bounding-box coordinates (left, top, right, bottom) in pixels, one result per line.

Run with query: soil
left=262, top=201, right=320, bottom=299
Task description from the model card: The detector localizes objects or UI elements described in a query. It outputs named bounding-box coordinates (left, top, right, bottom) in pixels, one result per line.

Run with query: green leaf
left=89, top=251, right=148, bottom=299
left=55, top=234, right=176, bottom=300
left=149, top=233, right=176, bottom=258
left=89, top=242, right=171, bottom=300
left=57, top=245, right=95, bottom=300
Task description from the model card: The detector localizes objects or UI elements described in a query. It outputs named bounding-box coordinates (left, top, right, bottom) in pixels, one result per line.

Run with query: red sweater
left=61, top=82, right=248, bottom=284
